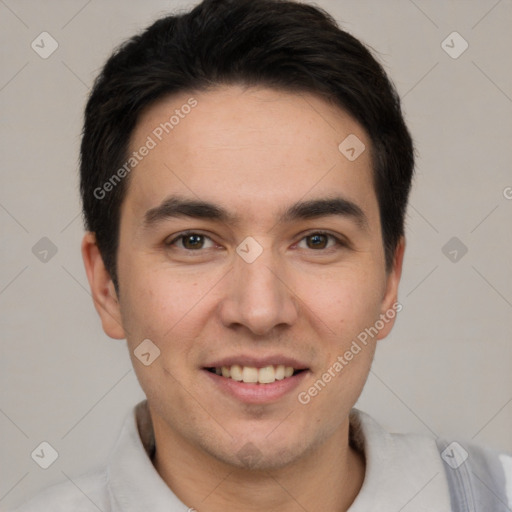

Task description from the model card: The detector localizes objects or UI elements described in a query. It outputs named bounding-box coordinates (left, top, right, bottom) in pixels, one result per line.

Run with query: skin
left=82, top=85, right=404, bottom=512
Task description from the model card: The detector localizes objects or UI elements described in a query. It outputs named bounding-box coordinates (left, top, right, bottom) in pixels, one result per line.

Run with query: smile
left=205, top=364, right=305, bottom=384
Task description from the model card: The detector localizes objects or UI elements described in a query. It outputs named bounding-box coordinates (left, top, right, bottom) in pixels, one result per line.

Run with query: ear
left=81, top=232, right=126, bottom=339
left=376, top=237, right=405, bottom=340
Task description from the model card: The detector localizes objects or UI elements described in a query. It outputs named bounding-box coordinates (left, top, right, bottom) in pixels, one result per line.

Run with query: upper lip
left=204, top=355, right=309, bottom=370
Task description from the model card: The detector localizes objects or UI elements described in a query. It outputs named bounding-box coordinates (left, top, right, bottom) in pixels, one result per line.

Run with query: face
left=83, top=85, right=403, bottom=470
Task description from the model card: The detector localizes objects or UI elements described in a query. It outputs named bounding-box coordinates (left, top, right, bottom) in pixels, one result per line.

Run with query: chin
left=201, top=424, right=321, bottom=472
left=212, top=443, right=304, bottom=471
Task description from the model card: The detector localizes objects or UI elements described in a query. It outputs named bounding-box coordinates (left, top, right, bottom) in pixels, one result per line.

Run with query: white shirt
left=10, top=399, right=495, bottom=511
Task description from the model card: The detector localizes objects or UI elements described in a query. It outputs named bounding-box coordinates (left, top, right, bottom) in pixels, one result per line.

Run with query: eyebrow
left=281, top=197, right=368, bottom=229
left=142, top=195, right=368, bottom=230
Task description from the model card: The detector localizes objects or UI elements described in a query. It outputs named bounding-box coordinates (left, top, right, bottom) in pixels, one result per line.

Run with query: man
left=12, top=0, right=511, bottom=510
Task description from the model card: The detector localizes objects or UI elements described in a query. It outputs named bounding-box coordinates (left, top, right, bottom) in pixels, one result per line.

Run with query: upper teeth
left=214, top=365, right=295, bottom=384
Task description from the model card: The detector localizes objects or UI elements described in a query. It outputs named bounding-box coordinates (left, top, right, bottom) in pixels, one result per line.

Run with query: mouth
left=202, top=360, right=310, bottom=404
left=205, top=364, right=306, bottom=384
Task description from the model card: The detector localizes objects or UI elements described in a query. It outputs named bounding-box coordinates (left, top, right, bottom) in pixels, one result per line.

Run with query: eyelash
left=165, top=231, right=217, bottom=250
left=165, top=230, right=347, bottom=252
left=295, top=231, right=347, bottom=251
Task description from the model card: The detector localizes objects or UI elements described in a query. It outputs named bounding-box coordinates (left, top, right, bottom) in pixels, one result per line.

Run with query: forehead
left=121, top=85, right=376, bottom=227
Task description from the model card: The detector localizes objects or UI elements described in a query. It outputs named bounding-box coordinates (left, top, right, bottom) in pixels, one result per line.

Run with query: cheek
left=297, top=265, right=385, bottom=339
left=117, top=256, right=222, bottom=350
left=295, top=272, right=382, bottom=418
left=119, top=256, right=177, bottom=323
left=117, top=263, right=211, bottom=397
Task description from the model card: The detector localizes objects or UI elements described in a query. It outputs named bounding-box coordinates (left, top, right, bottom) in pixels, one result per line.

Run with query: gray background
left=1, top=0, right=511, bottom=509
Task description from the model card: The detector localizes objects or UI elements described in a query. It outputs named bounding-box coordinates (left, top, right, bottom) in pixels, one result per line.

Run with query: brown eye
left=181, top=234, right=205, bottom=249
left=305, top=233, right=329, bottom=249
left=296, top=232, right=346, bottom=251
left=167, top=233, right=215, bottom=250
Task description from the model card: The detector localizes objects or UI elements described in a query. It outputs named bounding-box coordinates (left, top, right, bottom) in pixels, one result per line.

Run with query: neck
left=151, top=414, right=365, bottom=512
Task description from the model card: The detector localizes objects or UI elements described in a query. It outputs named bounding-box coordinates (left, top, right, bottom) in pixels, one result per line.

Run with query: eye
left=166, top=232, right=216, bottom=250
left=297, top=232, right=343, bottom=250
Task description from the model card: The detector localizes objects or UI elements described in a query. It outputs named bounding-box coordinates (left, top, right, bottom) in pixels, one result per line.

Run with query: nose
left=217, top=246, right=299, bottom=336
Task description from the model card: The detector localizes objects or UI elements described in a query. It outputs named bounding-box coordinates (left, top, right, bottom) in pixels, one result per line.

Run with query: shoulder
left=9, top=469, right=110, bottom=512
left=436, top=438, right=512, bottom=509
left=349, top=410, right=453, bottom=510
left=350, top=409, right=512, bottom=511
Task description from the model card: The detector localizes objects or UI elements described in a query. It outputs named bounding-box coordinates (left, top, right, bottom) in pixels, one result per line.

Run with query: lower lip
left=202, top=369, right=309, bottom=404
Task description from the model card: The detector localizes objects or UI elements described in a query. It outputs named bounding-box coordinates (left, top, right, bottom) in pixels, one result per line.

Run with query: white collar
left=106, top=401, right=189, bottom=511
left=105, top=400, right=450, bottom=511
left=348, top=409, right=451, bottom=511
